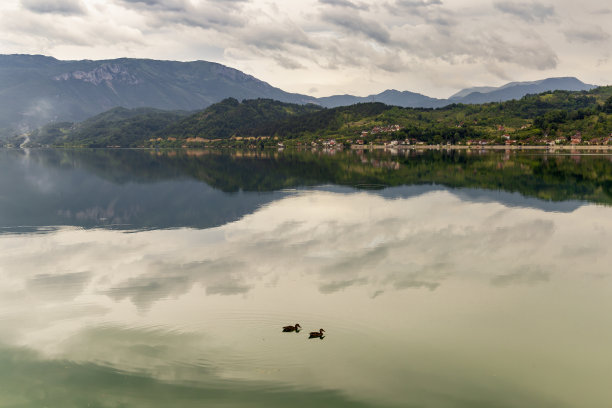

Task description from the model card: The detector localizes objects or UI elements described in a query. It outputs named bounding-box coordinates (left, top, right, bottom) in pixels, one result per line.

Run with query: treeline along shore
left=5, top=86, right=612, bottom=149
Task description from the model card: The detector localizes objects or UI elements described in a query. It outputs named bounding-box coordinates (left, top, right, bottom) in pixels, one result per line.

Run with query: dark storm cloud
left=21, top=0, right=86, bottom=15
left=494, top=1, right=555, bottom=22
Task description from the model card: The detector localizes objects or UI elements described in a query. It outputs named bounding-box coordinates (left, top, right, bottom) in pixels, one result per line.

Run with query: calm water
left=1, top=148, right=611, bottom=407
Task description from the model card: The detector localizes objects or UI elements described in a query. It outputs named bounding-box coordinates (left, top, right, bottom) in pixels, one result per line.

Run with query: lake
left=0, top=148, right=611, bottom=407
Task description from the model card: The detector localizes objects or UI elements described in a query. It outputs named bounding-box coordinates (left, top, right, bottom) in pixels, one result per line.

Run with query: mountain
left=317, top=89, right=446, bottom=108
left=319, top=77, right=595, bottom=108
left=0, top=53, right=600, bottom=138
left=0, top=54, right=316, bottom=137
left=449, top=77, right=595, bottom=104
left=448, top=86, right=498, bottom=99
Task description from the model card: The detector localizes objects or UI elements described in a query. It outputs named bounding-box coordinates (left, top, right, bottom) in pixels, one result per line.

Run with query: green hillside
left=29, top=107, right=190, bottom=147
left=238, top=87, right=612, bottom=146
left=20, top=86, right=612, bottom=148
left=161, top=98, right=322, bottom=140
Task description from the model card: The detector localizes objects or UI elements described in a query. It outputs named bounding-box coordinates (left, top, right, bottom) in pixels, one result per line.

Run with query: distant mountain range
left=0, top=54, right=598, bottom=137
left=318, top=77, right=595, bottom=108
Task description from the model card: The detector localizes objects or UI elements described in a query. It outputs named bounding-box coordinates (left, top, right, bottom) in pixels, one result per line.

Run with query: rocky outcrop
left=53, top=63, right=143, bottom=86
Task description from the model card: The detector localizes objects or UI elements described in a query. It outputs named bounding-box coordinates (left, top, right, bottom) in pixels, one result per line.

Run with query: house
left=570, top=132, right=582, bottom=145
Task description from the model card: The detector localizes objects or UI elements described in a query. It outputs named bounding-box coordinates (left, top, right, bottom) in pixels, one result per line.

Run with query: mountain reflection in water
left=0, top=148, right=611, bottom=407
left=0, top=148, right=611, bottom=232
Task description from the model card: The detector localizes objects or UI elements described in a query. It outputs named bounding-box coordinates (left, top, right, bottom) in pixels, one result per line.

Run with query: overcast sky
left=1, top=0, right=611, bottom=97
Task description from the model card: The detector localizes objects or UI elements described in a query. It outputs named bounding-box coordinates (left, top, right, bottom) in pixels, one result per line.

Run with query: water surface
left=0, top=148, right=611, bottom=407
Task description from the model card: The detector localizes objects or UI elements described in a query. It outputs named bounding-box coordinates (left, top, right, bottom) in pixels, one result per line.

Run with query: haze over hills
left=0, top=54, right=599, bottom=137
left=319, top=77, right=596, bottom=108
left=448, top=77, right=595, bottom=105
left=317, top=89, right=446, bottom=109
left=0, top=54, right=316, bottom=136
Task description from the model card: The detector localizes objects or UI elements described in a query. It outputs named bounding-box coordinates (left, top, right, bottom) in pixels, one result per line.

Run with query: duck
left=282, top=323, right=301, bottom=332
left=309, top=328, right=325, bottom=338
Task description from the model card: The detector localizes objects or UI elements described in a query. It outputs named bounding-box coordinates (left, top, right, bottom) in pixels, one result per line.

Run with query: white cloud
left=0, top=0, right=610, bottom=97
left=494, top=1, right=555, bottom=22
left=563, top=26, right=610, bottom=43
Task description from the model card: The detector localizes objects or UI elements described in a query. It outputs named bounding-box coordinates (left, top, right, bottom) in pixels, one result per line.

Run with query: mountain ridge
left=0, top=54, right=600, bottom=137
left=0, top=54, right=317, bottom=136
left=319, top=77, right=596, bottom=108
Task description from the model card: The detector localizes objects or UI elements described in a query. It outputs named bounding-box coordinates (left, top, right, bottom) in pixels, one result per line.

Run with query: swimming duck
left=282, top=323, right=301, bottom=332
left=309, top=328, right=325, bottom=338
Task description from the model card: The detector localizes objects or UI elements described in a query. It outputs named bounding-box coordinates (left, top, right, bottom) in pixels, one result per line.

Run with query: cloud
left=563, top=27, right=610, bottom=43
left=118, top=0, right=188, bottom=11
left=21, top=0, right=86, bottom=15
left=27, top=271, right=91, bottom=300
left=386, top=0, right=446, bottom=23
left=105, top=259, right=251, bottom=309
left=319, top=278, right=368, bottom=294
left=321, top=10, right=391, bottom=44
left=494, top=1, right=555, bottom=22
left=319, top=0, right=369, bottom=10
left=590, top=7, right=612, bottom=15
left=117, top=0, right=249, bottom=29
left=491, top=267, right=551, bottom=287
left=395, top=0, right=442, bottom=7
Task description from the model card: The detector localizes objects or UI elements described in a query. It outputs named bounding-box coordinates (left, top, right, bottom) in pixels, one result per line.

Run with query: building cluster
left=360, top=124, right=402, bottom=137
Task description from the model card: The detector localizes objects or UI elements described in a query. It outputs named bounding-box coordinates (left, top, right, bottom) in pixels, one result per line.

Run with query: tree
left=603, top=96, right=612, bottom=114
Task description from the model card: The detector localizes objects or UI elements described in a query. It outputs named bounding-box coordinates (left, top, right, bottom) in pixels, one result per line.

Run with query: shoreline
left=350, top=144, right=612, bottom=151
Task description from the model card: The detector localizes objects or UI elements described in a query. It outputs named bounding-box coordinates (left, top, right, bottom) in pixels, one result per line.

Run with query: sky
left=0, top=0, right=611, bottom=98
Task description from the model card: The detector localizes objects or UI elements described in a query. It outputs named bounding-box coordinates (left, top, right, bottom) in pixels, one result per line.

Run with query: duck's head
left=296, top=324, right=301, bottom=329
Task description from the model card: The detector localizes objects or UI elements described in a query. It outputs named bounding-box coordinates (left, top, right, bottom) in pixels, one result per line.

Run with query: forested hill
left=18, top=86, right=612, bottom=148
left=227, top=88, right=612, bottom=146
left=161, top=98, right=322, bottom=140
left=28, top=107, right=190, bottom=147
left=24, top=99, right=323, bottom=147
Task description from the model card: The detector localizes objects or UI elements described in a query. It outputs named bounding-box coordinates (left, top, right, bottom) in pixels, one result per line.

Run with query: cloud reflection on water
left=2, top=188, right=611, bottom=312
left=1, top=188, right=612, bottom=407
